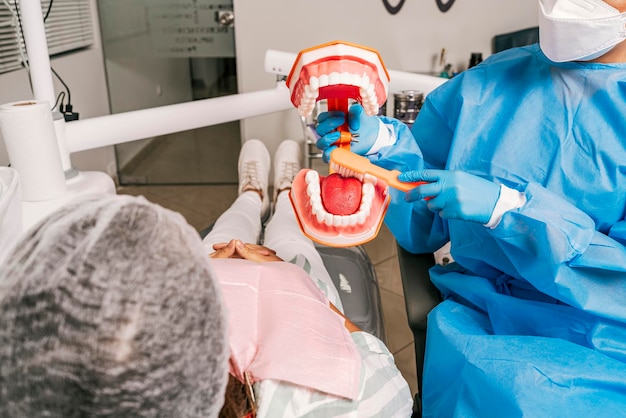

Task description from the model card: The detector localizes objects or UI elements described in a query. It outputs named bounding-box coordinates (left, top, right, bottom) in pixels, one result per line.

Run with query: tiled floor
left=117, top=180, right=418, bottom=399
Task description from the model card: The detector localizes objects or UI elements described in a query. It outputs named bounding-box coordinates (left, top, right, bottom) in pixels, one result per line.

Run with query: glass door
left=98, top=0, right=240, bottom=185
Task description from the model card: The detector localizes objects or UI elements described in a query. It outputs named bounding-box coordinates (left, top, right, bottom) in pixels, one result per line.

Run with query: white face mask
left=538, top=0, right=626, bottom=62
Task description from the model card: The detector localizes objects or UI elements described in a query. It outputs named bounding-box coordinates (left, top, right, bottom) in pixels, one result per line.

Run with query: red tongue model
left=321, top=173, right=363, bottom=215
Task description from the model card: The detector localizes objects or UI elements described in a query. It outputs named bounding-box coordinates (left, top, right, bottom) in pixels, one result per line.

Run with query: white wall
left=233, top=0, right=539, bottom=156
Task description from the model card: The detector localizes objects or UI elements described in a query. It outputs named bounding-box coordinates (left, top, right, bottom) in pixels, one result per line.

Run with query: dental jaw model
left=287, top=40, right=391, bottom=247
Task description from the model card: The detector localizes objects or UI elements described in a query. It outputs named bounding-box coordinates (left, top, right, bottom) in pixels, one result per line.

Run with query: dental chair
left=396, top=246, right=439, bottom=417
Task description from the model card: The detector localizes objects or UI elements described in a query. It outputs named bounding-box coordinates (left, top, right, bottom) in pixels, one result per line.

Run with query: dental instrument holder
left=393, top=90, right=423, bottom=129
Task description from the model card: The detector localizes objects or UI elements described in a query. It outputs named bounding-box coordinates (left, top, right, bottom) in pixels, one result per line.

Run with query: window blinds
left=0, top=0, right=93, bottom=74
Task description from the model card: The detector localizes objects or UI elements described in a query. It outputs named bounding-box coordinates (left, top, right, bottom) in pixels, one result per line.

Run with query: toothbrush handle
left=385, top=171, right=426, bottom=192
left=327, top=98, right=351, bottom=150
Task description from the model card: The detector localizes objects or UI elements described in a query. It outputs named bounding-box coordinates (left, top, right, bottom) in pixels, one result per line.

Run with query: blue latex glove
left=315, top=103, right=380, bottom=162
left=399, top=169, right=501, bottom=224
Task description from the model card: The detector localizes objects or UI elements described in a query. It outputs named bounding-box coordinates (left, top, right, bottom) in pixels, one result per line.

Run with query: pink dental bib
left=211, top=258, right=361, bottom=400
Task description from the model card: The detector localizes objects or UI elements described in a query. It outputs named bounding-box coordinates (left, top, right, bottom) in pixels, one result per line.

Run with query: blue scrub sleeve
left=452, top=182, right=626, bottom=323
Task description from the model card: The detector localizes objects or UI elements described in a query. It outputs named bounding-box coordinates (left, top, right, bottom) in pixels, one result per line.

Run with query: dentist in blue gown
left=316, top=0, right=626, bottom=415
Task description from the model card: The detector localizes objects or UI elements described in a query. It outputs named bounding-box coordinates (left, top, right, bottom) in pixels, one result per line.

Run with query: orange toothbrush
left=329, top=148, right=425, bottom=192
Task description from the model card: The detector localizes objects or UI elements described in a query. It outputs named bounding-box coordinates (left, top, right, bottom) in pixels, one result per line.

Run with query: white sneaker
left=273, top=139, right=302, bottom=204
left=238, top=139, right=270, bottom=219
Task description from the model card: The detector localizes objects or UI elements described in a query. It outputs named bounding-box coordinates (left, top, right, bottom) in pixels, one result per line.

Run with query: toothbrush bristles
left=329, top=161, right=373, bottom=184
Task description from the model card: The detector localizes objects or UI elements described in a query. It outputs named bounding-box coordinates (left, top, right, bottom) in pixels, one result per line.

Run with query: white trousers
left=203, top=191, right=339, bottom=304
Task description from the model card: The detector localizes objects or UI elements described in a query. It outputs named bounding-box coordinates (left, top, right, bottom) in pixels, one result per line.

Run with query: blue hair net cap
left=0, top=193, right=229, bottom=417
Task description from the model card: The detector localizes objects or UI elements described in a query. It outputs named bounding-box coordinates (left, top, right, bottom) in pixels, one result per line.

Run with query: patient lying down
left=0, top=141, right=412, bottom=418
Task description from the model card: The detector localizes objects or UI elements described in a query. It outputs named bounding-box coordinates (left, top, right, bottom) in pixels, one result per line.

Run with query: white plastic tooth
left=309, top=76, right=319, bottom=91
left=361, top=87, right=375, bottom=102
left=348, top=213, right=358, bottom=226
left=305, top=170, right=319, bottom=183
left=315, top=209, right=325, bottom=223
left=357, top=211, right=366, bottom=225
left=361, top=200, right=372, bottom=215
left=319, top=74, right=329, bottom=87
left=359, top=88, right=373, bottom=105
left=312, top=200, right=323, bottom=213
left=359, top=87, right=368, bottom=99
left=352, top=74, right=362, bottom=88
left=304, top=84, right=313, bottom=97
left=362, top=193, right=372, bottom=206
left=329, top=72, right=341, bottom=85
left=363, top=175, right=377, bottom=186
left=307, top=182, right=320, bottom=197
left=341, top=72, right=352, bottom=85
left=361, top=74, right=370, bottom=89
left=324, top=212, right=334, bottom=225
left=333, top=215, right=342, bottom=227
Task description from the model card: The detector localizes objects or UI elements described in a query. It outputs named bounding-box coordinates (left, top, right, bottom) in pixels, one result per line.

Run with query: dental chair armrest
left=396, top=245, right=441, bottom=331
left=396, top=244, right=441, bottom=416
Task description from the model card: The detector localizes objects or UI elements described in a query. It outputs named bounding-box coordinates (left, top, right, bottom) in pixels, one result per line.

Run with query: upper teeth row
left=305, top=170, right=376, bottom=227
left=298, top=72, right=380, bottom=117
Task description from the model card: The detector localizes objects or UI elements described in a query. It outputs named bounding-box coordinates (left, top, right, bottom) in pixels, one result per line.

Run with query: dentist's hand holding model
left=317, top=0, right=626, bottom=416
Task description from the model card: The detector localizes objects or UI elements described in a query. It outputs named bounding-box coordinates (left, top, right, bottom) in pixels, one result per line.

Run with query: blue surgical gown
left=372, top=44, right=626, bottom=416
